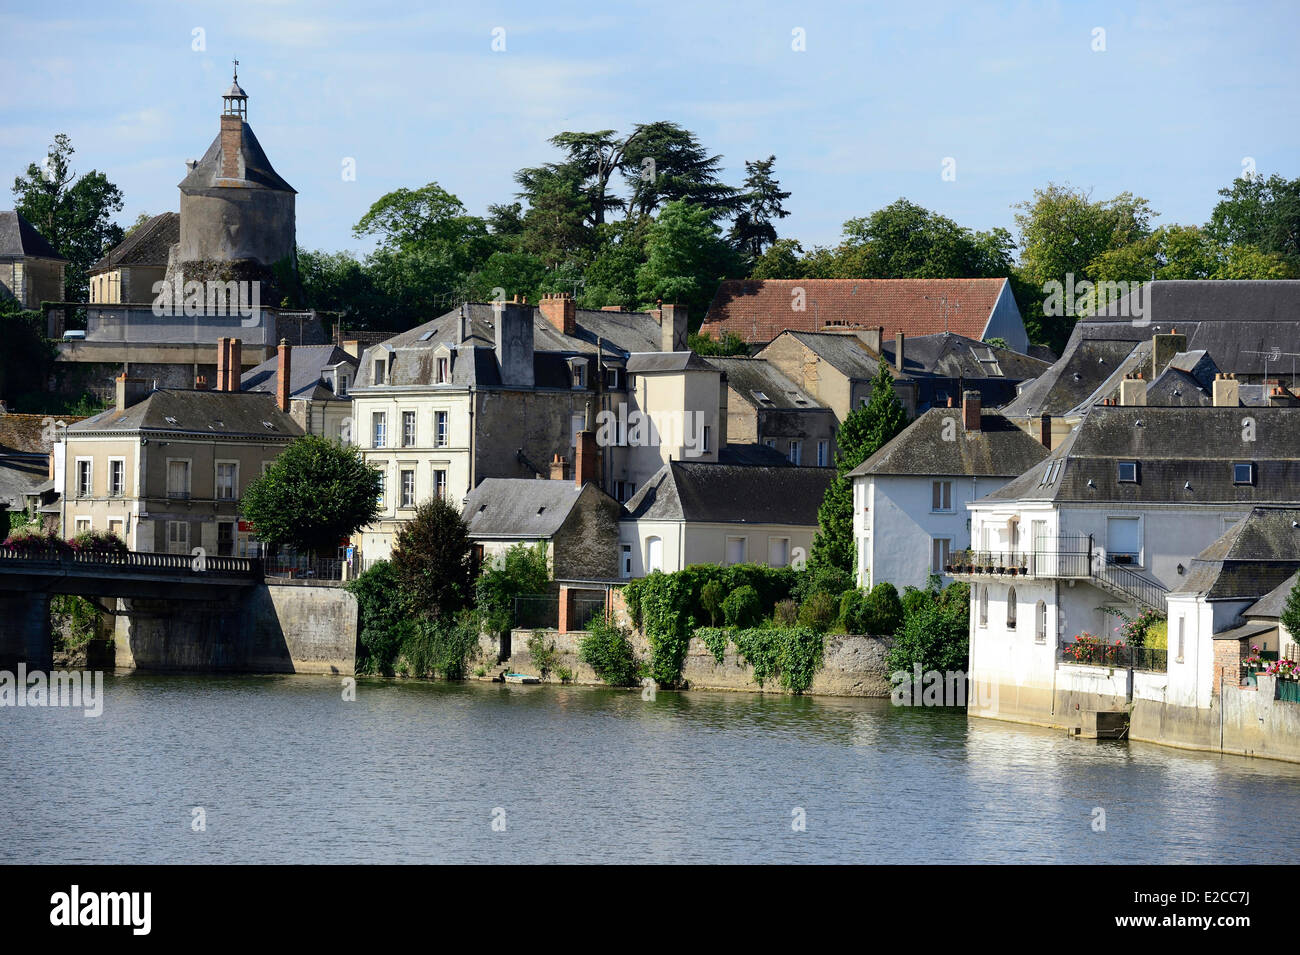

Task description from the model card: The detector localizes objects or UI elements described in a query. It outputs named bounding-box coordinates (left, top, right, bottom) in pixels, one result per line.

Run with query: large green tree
left=1206, top=173, right=1300, bottom=269
left=728, top=155, right=792, bottom=263
left=621, top=122, right=741, bottom=221
left=390, top=496, right=475, bottom=621
left=240, top=436, right=382, bottom=556
left=836, top=199, right=1014, bottom=280
left=636, top=200, right=740, bottom=319
left=809, top=360, right=908, bottom=577
left=12, top=133, right=125, bottom=304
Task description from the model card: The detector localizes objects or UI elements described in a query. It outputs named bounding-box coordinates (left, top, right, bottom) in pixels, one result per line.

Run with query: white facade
left=617, top=518, right=813, bottom=578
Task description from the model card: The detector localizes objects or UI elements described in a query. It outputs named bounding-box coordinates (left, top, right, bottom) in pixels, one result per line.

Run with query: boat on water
left=503, top=673, right=541, bottom=684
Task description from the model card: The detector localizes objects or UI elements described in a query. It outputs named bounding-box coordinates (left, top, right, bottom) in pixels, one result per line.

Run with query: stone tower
left=171, top=64, right=297, bottom=303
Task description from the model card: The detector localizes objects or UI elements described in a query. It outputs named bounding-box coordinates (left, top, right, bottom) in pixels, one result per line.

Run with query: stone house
left=240, top=342, right=357, bottom=439
left=88, top=212, right=179, bottom=305
left=705, top=355, right=838, bottom=466
left=0, top=210, right=66, bottom=334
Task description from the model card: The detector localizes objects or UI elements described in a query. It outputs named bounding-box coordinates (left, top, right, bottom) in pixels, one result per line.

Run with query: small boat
left=504, top=673, right=541, bottom=685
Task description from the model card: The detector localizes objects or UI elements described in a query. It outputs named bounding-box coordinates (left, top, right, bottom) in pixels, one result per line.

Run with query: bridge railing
left=0, top=548, right=261, bottom=577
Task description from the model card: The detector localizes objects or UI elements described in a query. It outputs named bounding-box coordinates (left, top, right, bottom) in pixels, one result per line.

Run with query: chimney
left=1151, top=326, right=1187, bottom=379
left=858, top=325, right=884, bottom=353
left=1039, top=413, right=1052, bottom=448
left=575, top=430, right=598, bottom=487
left=1268, top=384, right=1300, bottom=407
left=276, top=339, right=291, bottom=412
left=1212, top=372, right=1240, bottom=408
left=115, top=374, right=150, bottom=412
left=658, top=303, right=687, bottom=352
left=549, top=454, right=567, bottom=481
left=342, top=339, right=361, bottom=359
left=219, top=114, right=243, bottom=179
left=1119, top=372, right=1147, bottom=407
left=227, top=338, right=242, bottom=391
left=216, top=337, right=229, bottom=391
left=494, top=303, right=535, bottom=388
left=962, top=390, right=981, bottom=432
left=540, top=292, right=576, bottom=337
left=195, top=374, right=210, bottom=391
left=895, top=331, right=905, bottom=372
left=458, top=305, right=470, bottom=343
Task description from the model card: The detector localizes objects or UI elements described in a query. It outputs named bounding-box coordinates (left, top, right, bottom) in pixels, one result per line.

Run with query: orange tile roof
left=699, top=278, right=1009, bottom=345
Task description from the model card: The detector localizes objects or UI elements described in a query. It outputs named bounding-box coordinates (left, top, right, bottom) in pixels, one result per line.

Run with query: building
left=0, top=210, right=66, bottom=333
left=699, top=277, right=1029, bottom=352
left=60, top=373, right=301, bottom=554
left=0, top=412, right=86, bottom=532
left=88, top=212, right=179, bottom=304
left=240, top=342, right=357, bottom=438
left=619, top=462, right=832, bottom=577
left=757, top=328, right=1046, bottom=423
left=849, top=391, right=1050, bottom=591
left=350, top=297, right=721, bottom=560
left=705, top=355, right=838, bottom=466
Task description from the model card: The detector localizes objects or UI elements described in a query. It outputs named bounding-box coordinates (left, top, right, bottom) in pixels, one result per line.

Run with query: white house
left=849, top=391, right=1049, bottom=591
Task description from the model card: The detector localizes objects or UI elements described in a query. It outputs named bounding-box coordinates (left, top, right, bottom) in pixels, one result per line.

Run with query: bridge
left=0, top=549, right=266, bottom=671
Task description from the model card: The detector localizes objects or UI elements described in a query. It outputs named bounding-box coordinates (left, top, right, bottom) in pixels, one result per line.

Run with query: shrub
left=773, top=599, right=798, bottom=628
left=700, top=580, right=725, bottom=626
left=67, top=530, right=128, bottom=555
left=797, top=590, right=838, bottom=632
left=900, top=585, right=931, bottom=620
left=838, top=588, right=865, bottom=632
left=526, top=630, right=560, bottom=680
left=792, top=563, right=853, bottom=604
left=579, top=617, right=641, bottom=686
left=886, top=582, right=970, bottom=674
left=347, top=560, right=415, bottom=675
left=722, top=585, right=762, bottom=629
left=400, top=610, right=481, bottom=680
left=697, top=627, right=728, bottom=664
left=2, top=529, right=69, bottom=554
left=862, top=582, right=904, bottom=635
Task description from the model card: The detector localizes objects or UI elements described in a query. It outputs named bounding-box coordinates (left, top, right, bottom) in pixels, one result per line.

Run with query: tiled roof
left=623, top=461, right=832, bottom=525
left=699, top=278, right=1009, bottom=345
left=850, top=408, right=1050, bottom=479
left=91, top=212, right=179, bottom=272
left=0, top=210, right=64, bottom=260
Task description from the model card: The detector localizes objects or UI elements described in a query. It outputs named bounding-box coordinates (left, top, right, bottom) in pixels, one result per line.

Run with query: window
left=108, top=518, right=125, bottom=542
left=817, top=440, right=828, bottom=467
left=400, top=469, right=416, bottom=508
left=646, top=536, right=663, bottom=573
left=436, top=357, right=449, bottom=384
left=1106, top=516, right=1141, bottom=564
left=433, top=468, right=447, bottom=500
left=768, top=537, right=790, bottom=568
left=166, top=520, right=189, bottom=555
left=372, top=412, right=387, bottom=448
left=217, top=521, right=235, bottom=557
left=108, top=459, right=125, bottom=498
left=621, top=544, right=633, bottom=578
left=725, top=536, right=746, bottom=566
left=615, top=480, right=635, bottom=503
left=373, top=359, right=386, bottom=385
left=1117, top=460, right=1138, bottom=483
left=435, top=411, right=449, bottom=447
left=74, top=517, right=91, bottom=534
left=931, top=537, right=951, bottom=573
left=167, top=460, right=191, bottom=499
left=701, top=425, right=712, bottom=454
left=336, top=373, right=349, bottom=398
left=605, top=367, right=623, bottom=390
left=76, top=459, right=92, bottom=498
left=1233, top=462, right=1254, bottom=485
left=572, top=363, right=586, bottom=388
left=401, top=411, right=416, bottom=447
left=215, top=462, right=238, bottom=500
left=1035, top=600, right=1047, bottom=644
left=978, top=587, right=988, bottom=627
left=1176, top=616, right=1186, bottom=663
left=788, top=440, right=801, bottom=465
left=376, top=471, right=386, bottom=508
left=765, top=438, right=776, bottom=448
left=932, top=480, right=953, bottom=512
left=1006, top=587, right=1017, bottom=629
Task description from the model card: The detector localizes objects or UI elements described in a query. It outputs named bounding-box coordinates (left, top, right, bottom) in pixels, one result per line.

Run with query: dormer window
left=436, top=357, right=449, bottom=384
left=1233, top=462, right=1255, bottom=486
left=373, top=358, right=386, bottom=385
left=336, top=373, right=349, bottom=397
left=1117, top=461, right=1138, bottom=483
left=568, top=357, right=587, bottom=389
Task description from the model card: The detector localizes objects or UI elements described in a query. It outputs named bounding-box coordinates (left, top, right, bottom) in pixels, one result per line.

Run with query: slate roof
left=716, top=443, right=796, bottom=467
left=981, top=406, right=1300, bottom=506
left=699, top=278, right=1010, bottom=344
left=706, top=356, right=827, bottom=410
left=622, top=461, right=832, bottom=525
left=0, top=210, right=65, bottom=260
left=1245, top=571, right=1300, bottom=620
left=849, top=408, right=1050, bottom=479
left=1171, top=508, right=1300, bottom=601
left=179, top=121, right=295, bottom=193
left=0, top=413, right=85, bottom=454
left=876, top=332, right=1049, bottom=382
left=241, top=345, right=358, bottom=400
left=777, top=331, right=884, bottom=380
left=91, top=212, right=179, bottom=272
left=463, top=478, right=593, bottom=539
left=626, top=351, right=715, bottom=373
left=68, top=389, right=302, bottom=438
left=0, top=455, right=48, bottom=510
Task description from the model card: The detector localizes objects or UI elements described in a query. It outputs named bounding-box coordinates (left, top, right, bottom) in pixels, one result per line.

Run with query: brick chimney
left=575, top=430, right=598, bottom=487
left=195, top=374, right=209, bottom=391
left=1039, top=413, right=1052, bottom=448
left=276, top=339, right=291, bottom=412
left=1212, top=372, right=1240, bottom=408
left=1119, top=372, right=1147, bottom=407
left=540, top=292, right=576, bottom=336
left=227, top=338, right=242, bottom=391
left=895, top=331, right=905, bottom=372
left=219, top=114, right=243, bottom=179
left=549, top=454, right=567, bottom=481
left=962, top=390, right=981, bottom=432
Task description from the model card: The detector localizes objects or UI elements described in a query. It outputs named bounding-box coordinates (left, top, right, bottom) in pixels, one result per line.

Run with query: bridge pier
left=0, top=591, right=52, bottom=672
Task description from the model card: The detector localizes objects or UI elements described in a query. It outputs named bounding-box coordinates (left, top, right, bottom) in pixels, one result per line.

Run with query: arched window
left=1006, top=587, right=1017, bottom=629
left=978, top=586, right=988, bottom=627
left=1035, top=600, right=1047, bottom=644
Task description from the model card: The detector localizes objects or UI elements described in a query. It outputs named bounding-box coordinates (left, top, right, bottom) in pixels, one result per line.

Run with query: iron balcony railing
left=1059, top=640, right=1168, bottom=673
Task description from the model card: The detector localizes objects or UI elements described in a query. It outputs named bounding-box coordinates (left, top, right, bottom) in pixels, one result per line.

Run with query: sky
left=2, top=0, right=1297, bottom=258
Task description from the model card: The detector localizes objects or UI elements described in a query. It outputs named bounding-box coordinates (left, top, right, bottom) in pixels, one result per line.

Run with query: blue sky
left=2, top=0, right=1296, bottom=257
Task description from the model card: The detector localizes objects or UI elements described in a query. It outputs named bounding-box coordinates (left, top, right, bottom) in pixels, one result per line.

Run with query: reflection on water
left=3, top=673, right=1298, bottom=864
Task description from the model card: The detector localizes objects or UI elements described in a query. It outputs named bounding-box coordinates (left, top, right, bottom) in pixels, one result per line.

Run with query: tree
left=548, top=129, right=642, bottom=226
left=1280, top=575, right=1300, bottom=651
left=750, top=238, right=806, bottom=279
left=637, top=200, right=740, bottom=319
left=12, top=133, right=125, bottom=303
left=579, top=219, right=645, bottom=308
left=240, top=436, right=382, bottom=556
left=621, top=122, right=741, bottom=221
left=836, top=199, right=1014, bottom=280
left=687, top=331, right=748, bottom=356
left=886, top=581, right=970, bottom=674
left=809, top=360, right=908, bottom=575
left=1207, top=173, right=1300, bottom=268
left=514, top=163, right=595, bottom=267
left=389, top=496, right=474, bottom=621
left=476, top=542, right=551, bottom=635
left=728, top=155, right=792, bottom=263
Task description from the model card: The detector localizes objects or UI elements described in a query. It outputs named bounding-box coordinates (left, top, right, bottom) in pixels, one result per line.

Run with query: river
left=4, top=673, right=1299, bottom=864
